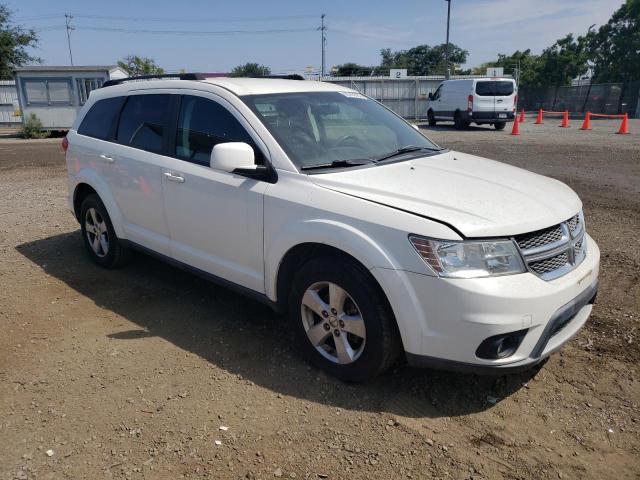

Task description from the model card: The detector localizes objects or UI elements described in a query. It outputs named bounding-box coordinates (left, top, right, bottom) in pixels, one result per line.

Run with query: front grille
left=515, top=212, right=586, bottom=281
left=515, top=225, right=564, bottom=251
left=530, top=253, right=569, bottom=275
left=567, top=214, right=581, bottom=236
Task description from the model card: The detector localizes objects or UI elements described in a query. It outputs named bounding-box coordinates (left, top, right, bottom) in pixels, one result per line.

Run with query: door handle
left=99, top=154, right=114, bottom=163
left=163, top=172, right=185, bottom=183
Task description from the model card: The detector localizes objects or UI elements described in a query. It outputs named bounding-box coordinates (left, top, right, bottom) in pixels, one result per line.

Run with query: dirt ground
left=1, top=117, right=638, bottom=480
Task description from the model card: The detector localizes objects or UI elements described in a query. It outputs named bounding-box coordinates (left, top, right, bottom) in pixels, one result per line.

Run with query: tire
left=288, top=256, right=401, bottom=382
left=80, top=194, right=131, bottom=268
left=427, top=110, right=436, bottom=127
left=494, top=121, right=506, bottom=130
left=454, top=112, right=465, bottom=130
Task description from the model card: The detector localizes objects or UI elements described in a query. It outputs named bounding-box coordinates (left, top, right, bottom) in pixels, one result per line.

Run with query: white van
left=426, top=78, right=517, bottom=130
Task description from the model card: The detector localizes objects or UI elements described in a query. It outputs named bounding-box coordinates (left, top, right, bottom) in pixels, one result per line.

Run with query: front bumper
left=370, top=234, right=600, bottom=374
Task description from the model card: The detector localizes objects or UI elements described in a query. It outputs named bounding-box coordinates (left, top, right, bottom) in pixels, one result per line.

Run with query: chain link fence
left=519, top=81, right=640, bottom=116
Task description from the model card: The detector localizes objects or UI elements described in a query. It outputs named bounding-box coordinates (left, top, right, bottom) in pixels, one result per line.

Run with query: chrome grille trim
left=514, top=213, right=585, bottom=281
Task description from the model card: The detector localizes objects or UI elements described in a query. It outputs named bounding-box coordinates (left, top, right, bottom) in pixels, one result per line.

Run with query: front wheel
left=288, top=256, right=401, bottom=382
left=427, top=110, right=436, bottom=127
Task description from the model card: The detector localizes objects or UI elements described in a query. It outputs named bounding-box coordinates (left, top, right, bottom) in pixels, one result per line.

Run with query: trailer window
left=23, top=80, right=48, bottom=104
left=76, top=78, right=104, bottom=105
left=22, top=78, right=73, bottom=106
left=48, top=81, right=72, bottom=104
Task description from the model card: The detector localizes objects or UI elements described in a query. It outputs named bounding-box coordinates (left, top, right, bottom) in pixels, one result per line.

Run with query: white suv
left=64, top=74, right=599, bottom=381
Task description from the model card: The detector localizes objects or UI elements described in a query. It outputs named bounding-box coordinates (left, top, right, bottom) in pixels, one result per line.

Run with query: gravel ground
left=1, top=118, right=639, bottom=480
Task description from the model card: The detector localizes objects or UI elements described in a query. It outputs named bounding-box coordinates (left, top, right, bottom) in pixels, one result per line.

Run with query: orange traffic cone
left=510, top=117, right=520, bottom=135
left=534, top=109, right=543, bottom=124
left=580, top=112, right=591, bottom=130
left=519, top=108, right=525, bottom=123
left=560, top=110, right=569, bottom=128
left=617, top=113, right=629, bottom=134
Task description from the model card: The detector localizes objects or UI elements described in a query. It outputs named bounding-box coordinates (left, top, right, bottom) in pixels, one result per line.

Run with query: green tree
left=0, top=4, right=40, bottom=79
left=535, top=34, right=590, bottom=86
left=117, top=55, right=164, bottom=76
left=473, top=50, right=542, bottom=87
left=379, top=43, right=468, bottom=75
left=587, top=0, right=640, bottom=83
left=230, top=62, right=271, bottom=77
left=333, top=62, right=374, bottom=76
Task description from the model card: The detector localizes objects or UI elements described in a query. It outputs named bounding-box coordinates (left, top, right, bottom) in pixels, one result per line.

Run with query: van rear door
left=473, top=80, right=496, bottom=115
left=494, top=80, right=516, bottom=118
left=473, top=80, right=516, bottom=119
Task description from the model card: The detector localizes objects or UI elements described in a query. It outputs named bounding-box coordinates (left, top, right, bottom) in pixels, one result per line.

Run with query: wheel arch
left=71, top=172, right=125, bottom=237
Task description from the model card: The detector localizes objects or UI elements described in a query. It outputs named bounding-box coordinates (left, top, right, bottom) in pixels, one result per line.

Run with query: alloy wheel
left=300, top=281, right=366, bottom=365
left=85, top=207, right=109, bottom=258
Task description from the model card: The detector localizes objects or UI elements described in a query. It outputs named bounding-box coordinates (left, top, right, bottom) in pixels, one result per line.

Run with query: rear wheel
left=427, top=110, right=436, bottom=127
left=80, top=194, right=131, bottom=268
left=454, top=112, right=466, bottom=130
left=494, top=121, right=506, bottom=130
left=288, top=256, right=400, bottom=382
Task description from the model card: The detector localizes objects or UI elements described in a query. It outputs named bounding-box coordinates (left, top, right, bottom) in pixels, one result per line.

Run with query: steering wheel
left=334, top=134, right=362, bottom=148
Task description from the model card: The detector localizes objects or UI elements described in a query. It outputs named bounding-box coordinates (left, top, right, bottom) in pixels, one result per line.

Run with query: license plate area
left=498, top=113, right=507, bottom=118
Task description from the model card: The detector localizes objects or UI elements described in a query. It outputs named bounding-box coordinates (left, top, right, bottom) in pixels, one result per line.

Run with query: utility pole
left=444, top=0, right=451, bottom=79
left=320, top=14, right=326, bottom=79
left=64, top=14, right=74, bottom=66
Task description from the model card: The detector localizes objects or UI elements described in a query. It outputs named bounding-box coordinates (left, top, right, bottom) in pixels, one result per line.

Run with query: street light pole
left=444, top=0, right=451, bottom=79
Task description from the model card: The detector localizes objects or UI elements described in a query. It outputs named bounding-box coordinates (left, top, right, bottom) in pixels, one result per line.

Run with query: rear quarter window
left=78, top=97, right=125, bottom=140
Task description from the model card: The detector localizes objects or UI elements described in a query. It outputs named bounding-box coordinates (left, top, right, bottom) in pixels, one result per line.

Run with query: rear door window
left=175, top=95, right=260, bottom=165
left=116, top=94, right=170, bottom=154
left=78, top=97, right=125, bottom=140
left=475, top=81, right=514, bottom=96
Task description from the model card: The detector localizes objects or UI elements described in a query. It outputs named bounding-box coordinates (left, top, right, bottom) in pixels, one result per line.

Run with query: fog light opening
left=476, top=329, right=528, bottom=360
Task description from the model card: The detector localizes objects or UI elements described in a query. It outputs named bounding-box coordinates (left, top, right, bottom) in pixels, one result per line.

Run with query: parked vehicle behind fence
left=427, top=78, right=517, bottom=130
left=63, top=75, right=599, bottom=381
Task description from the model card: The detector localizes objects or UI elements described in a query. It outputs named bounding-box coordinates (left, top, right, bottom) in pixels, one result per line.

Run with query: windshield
left=242, top=91, right=441, bottom=170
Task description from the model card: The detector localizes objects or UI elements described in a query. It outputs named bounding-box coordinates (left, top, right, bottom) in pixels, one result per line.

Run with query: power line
left=58, top=13, right=319, bottom=23
left=73, top=25, right=317, bottom=36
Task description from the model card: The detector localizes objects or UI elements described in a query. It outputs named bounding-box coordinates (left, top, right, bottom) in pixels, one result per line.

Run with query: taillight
left=61, top=136, right=69, bottom=153
left=467, top=95, right=473, bottom=113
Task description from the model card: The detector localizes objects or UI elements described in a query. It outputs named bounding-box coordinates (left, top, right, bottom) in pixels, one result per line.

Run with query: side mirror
left=428, top=93, right=433, bottom=101
left=210, top=142, right=255, bottom=172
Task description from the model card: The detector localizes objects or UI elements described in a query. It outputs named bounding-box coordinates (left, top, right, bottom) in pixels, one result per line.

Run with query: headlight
left=409, top=235, right=526, bottom=278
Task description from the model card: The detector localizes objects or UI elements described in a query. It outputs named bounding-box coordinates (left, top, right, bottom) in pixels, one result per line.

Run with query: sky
left=7, top=0, right=624, bottom=75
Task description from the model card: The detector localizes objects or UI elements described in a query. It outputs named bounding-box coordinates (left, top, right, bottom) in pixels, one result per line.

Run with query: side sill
left=120, top=240, right=282, bottom=313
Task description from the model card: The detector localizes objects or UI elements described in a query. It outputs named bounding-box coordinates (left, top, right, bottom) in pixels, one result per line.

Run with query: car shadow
left=16, top=231, right=538, bottom=418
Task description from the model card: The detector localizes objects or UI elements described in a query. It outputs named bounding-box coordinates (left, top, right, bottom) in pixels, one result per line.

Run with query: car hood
left=310, top=150, right=582, bottom=238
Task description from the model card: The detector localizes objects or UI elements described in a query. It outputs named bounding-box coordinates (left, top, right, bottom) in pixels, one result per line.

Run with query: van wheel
left=427, top=110, right=436, bottom=127
left=288, top=256, right=401, bottom=382
left=494, top=122, right=506, bottom=130
left=454, top=112, right=465, bottom=130
left=80, top=194, right=131, bottom=268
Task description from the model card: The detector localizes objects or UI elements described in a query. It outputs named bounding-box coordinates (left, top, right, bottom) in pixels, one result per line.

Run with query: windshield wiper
left=300, top=159, right=374, bottom=171
left=373, top=145, right=444, bottom=162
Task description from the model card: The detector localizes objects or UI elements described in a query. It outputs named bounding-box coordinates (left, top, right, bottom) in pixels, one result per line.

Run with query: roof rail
left=260, top=74, right=304, bottom=80
left=102, top=73, right=206, bottom=88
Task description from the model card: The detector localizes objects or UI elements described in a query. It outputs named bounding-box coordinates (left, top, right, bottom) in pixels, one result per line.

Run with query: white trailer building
left=14, top=66, right=127, bottom=130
